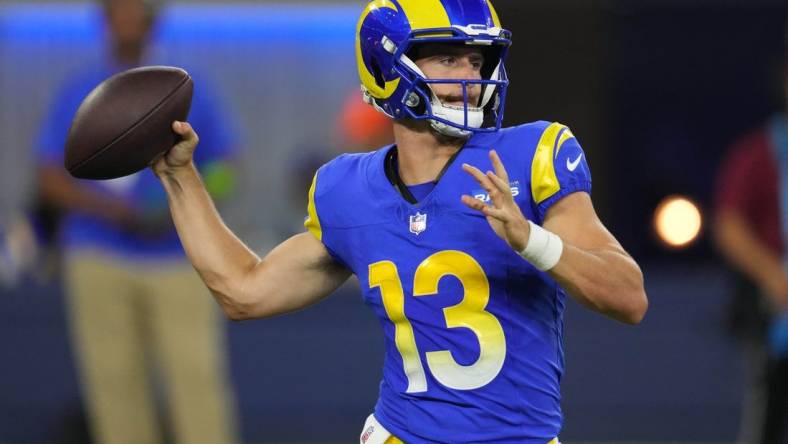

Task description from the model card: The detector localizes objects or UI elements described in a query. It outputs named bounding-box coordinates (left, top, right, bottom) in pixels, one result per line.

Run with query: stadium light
left=653, top=195, right=702, bottom=249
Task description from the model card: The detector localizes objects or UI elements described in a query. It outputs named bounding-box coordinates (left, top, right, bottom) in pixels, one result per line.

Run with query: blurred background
left=1, top=0, right=787, bottom=443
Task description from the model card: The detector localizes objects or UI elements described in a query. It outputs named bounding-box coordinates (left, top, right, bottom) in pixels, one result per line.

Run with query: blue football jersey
left=305, top=121, right=591, bottom=443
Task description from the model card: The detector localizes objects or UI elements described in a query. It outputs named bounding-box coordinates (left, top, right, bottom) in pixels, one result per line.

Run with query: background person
left=35, top=0, right=239, bottom=443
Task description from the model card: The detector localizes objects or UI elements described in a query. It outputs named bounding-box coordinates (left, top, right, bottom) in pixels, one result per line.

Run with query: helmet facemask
left=362, top=27, right=511, bottom=139
left=403, top=41, right=507, bottom=138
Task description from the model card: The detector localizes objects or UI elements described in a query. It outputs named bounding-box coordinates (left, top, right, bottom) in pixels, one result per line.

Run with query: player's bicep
left=241, top=232, right=351, bottom=319
left=542, top=191, right=625, bottom=254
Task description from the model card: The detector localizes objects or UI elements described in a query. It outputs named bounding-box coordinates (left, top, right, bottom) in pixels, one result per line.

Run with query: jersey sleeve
left=304, top=171, right=323, bottom=241
left=530, top=122, right=592, bottom=222
left=304, top=166, right=351, bottom=269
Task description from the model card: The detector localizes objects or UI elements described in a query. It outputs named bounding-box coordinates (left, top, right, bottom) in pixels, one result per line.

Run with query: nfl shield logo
left=409, top=212, right=427, bottom=235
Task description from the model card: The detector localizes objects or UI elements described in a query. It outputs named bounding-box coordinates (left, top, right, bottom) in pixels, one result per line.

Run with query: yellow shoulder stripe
left=304, top=172, right=322, bottom=241
left=531, top=122, right=568, bottom=204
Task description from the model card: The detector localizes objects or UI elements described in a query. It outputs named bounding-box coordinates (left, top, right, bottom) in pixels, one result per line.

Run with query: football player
left=153, top=0, right=648, bottom=442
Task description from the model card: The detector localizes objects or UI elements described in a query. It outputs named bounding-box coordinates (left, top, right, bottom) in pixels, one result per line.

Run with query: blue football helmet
left=356, top=0, right=511, bottom=138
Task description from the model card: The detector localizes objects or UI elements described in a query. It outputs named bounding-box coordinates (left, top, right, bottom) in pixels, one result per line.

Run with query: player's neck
left=393, top=120, right=466, bottom=185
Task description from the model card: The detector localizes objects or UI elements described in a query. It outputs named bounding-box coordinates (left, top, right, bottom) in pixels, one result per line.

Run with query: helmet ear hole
left=370, top=57, right=386, bottom=89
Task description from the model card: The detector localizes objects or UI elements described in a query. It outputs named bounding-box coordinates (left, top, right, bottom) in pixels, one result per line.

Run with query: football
left=64, top=65, right=193, bottom=180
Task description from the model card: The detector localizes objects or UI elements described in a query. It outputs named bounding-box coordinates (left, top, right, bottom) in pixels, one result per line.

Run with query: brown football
left=64, top=65, right=193, bottom=180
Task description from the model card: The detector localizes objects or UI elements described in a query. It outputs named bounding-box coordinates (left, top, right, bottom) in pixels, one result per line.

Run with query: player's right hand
left=461, top=150, right=531, bottom=252
left=152, top=121, right=199, bottom=177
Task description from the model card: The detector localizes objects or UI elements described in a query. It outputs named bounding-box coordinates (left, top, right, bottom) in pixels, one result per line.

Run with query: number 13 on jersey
left=368, top=250, right=507, bottom=393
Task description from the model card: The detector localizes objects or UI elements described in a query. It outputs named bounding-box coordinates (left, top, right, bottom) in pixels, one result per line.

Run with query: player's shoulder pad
left=497, top=120, right=553, bottom=142
left=315, top=152, right=370, bottom=195
left=473, top=121, right=552, bottom=153
left=525, top=121, right=592, bottom=216
left=304, top=149, right=383, bottom=240
left=484, top=121, right=578, bottom=200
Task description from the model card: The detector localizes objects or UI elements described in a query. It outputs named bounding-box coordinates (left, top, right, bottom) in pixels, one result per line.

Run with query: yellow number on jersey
left=369, top=260, right=428, bottom=393
left=369, top=250, right=506, bottom=393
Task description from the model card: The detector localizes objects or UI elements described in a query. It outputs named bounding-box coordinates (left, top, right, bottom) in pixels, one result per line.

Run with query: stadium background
left=0, top=0, right=786, bottom=442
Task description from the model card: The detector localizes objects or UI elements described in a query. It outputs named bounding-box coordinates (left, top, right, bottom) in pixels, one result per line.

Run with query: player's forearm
left=549, top=245, right=647, bottom=324
left=158, top=162, right=261, bottom=318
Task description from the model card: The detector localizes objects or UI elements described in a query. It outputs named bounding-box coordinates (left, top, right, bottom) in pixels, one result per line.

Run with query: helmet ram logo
left=355, top=0, right=511, bottom=138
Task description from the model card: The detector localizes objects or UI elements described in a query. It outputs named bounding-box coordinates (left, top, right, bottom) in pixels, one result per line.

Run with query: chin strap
left=429, top=102, right=482, bottom=138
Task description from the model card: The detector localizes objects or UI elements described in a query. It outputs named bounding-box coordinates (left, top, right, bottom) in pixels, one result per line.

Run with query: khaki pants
left=65, top=251, right=237, bottom=444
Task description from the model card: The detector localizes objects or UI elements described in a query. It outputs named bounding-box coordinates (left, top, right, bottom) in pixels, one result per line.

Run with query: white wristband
left=518, top=221, right=563, bottom=271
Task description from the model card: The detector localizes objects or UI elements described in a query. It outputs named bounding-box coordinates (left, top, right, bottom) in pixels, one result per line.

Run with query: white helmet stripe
left=480, top=61, right=501, bottom=108
left=399, top=53, right=427, bottom=78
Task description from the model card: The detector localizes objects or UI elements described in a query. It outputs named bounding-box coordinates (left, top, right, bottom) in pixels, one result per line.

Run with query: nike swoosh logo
left=566, top=154, right=583, bottom=172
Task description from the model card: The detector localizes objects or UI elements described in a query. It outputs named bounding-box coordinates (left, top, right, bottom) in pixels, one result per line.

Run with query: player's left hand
left=461, top=150, right=531, bottom=252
